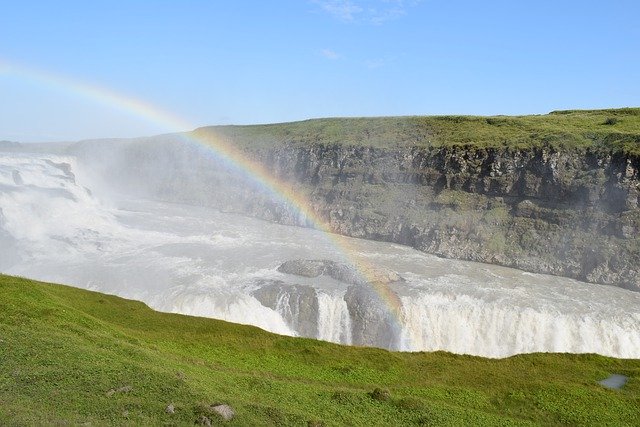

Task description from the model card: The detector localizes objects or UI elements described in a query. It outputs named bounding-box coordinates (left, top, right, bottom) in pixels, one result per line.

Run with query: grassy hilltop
left=1, top=274, right=639, bottom=426
left=197, top=108, right=640, bottom=154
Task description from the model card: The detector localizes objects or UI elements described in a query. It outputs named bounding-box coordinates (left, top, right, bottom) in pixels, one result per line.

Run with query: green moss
left=1, top=274, right=639, bottom=426
left=487, top=233, right=508, bottom=253
left=193, top=108, right=640, bottom=155
left=434, top=189, right=476, bottom=209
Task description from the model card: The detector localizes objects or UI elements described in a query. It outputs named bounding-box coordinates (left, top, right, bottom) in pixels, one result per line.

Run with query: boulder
left=252, top=280, right=319, bottom=337
left=277, top=259, right=404, bottom=286
left=345, top=284, right=402, bottom=350
left=211, top=404, right=235, bottom=421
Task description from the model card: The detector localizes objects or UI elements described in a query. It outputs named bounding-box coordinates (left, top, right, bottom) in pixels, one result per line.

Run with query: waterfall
left=316, top=291, right=352, bottom=345
left=2, top=149, right=639, bottom=358
left=398, top=293, right=640, bottom=358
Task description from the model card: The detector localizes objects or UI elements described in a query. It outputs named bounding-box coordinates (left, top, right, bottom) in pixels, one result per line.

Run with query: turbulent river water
left=1, top=149, right=639, bottom=358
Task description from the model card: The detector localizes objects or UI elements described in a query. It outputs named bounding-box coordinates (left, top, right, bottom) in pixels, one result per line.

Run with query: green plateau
left=196, top=108, right=640, bottom=155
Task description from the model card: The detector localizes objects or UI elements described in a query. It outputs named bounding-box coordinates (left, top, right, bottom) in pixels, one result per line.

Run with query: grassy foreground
left=1, top=274, right=639, bottom=426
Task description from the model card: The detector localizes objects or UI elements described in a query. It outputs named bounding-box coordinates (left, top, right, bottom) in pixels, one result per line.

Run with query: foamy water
left=1, top=151, right=639, bottom=358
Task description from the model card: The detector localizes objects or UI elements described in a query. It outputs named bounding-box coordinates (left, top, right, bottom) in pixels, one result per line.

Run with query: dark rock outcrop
left=11, top=170, right=23, bottom=185
left=256, top=261, right=405, bottom=347
left=0, top=141, right=21, bottom=151
left=277, top=259, right=404, bottom=285
left=345, top=284, right=402, bottom=349
left=251, top=280, right=319, bottom=337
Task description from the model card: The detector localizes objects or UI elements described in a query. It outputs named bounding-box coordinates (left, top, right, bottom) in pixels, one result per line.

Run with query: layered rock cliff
left=65, top=109, right=640, bottom=291
left=244, top=144, right=639, bottom=291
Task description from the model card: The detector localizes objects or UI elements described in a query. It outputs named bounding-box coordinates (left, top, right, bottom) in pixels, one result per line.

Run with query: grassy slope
left=1, top=275, right=639, bottom=426
left=196, top=108, right=640, bottom=154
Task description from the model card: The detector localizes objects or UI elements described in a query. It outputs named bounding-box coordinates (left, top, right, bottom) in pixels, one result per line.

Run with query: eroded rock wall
left=67, top=137, right=640, bottom=291
left=239, top=144, right=640, bottom=291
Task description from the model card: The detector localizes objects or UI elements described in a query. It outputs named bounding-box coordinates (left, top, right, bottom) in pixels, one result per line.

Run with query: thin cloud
left=369, top=2, right=406, bottom=24
left=365, top=58, right=386, bottom=69
left=321, top=49, right=341, bottom=60
left=314, top=0, right=363, bottom=22
left=313, top=0, right=420, bottom=24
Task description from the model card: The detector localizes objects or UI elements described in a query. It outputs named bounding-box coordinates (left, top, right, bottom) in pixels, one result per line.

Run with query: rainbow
left=0, top=59, right=412, bottom=347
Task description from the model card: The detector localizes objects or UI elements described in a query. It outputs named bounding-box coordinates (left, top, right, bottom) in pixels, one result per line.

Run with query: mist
left=1, top=137, right=639, bottom=358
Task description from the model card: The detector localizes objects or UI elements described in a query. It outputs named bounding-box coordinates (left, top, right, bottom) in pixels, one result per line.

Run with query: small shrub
left=396, top=397, right=424, bottom=410
left=603, top=117, right=618, bottom=125
left=487, top=233, right=507, bottom=252
left=331, top=391, right=356, bottom=404
left=485, top=117, right=508, bottom=126
left=370, top=387, right=391, bottom=402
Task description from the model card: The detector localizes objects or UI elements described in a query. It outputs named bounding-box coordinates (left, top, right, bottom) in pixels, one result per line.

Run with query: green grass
left=193, top=108, right=640, bottom=155
left=1, top=274, right=639, bottom=426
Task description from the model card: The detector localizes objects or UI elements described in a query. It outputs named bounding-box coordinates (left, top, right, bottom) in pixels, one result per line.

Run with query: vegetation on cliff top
left=195, top=108, right=640, bottom=155
left=1, top=274, right=639, bottom=426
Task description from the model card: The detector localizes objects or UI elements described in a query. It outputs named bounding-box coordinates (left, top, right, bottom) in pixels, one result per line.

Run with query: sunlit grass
left=195, top=108, right=640, bottom=155
left=1, top=274, right=638, bottom=425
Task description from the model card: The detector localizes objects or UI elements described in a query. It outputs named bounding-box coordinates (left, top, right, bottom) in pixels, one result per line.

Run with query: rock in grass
left=196, top=415, right=212, bottom=426
left=211, top=404, right=235, bottom=421
left=105, top=385, right=132, bottom=396
left=165, top=403, right=175, bottom=414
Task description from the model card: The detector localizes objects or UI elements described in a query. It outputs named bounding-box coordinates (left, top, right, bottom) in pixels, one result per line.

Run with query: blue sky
left=1, top=0, right=638, bottom=142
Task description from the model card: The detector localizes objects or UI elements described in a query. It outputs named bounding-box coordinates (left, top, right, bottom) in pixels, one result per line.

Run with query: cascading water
left=156, top=285, right=295, bottom=336
left=1, top=147, right=639, bottom=358
left=397, top=291, right=640, bottom=358
left=316, top=291, right=352, bottom=344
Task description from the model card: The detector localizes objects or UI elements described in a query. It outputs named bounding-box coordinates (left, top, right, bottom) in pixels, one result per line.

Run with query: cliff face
left=234, top=144, right=639, bottom=291
left=67, top=110, right=640, bottom=292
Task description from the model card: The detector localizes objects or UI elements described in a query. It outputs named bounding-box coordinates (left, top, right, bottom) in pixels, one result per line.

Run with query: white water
left=317, top=292, right=353, bottom=344
left=1, top=150, right=639, bottom=358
